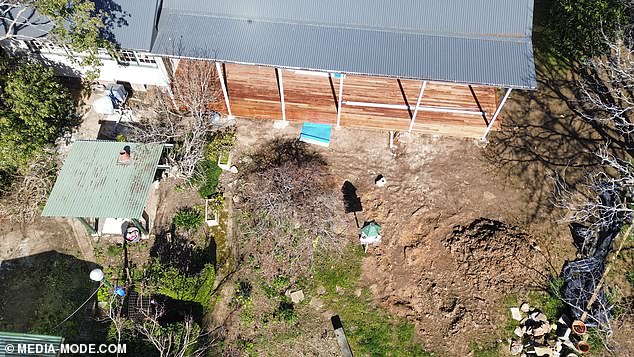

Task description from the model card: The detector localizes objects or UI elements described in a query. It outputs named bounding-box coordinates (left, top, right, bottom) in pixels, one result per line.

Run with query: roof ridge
left=164, top=10, right=532, bottom=42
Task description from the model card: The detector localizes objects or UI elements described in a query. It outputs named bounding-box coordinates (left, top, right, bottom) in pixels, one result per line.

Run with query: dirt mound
left=444, top=218, right=546, bottom=294
left=363, top=217, right=549, bottom=356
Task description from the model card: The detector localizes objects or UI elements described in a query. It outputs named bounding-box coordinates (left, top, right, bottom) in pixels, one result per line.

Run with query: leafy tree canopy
left=544, top=0, right=628, bottom=62
left=0, top=59, right=72, bottom=172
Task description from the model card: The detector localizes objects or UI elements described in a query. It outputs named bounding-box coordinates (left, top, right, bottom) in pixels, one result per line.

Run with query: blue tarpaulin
left=300, top=122, right=332, bottom=147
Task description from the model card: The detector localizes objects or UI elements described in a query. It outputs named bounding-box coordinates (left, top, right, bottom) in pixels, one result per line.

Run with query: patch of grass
left=586, top=328, right=606, bottom=354
left=314, top=246, right=431, bottom=356
left=172, top=206, right=204, bottom=232
left=526, top=277, right=566, bottom=320
left=470, top=341, right=501, bottom=357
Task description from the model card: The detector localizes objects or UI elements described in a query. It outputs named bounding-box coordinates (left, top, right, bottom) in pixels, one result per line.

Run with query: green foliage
left=107, top=244, right=124, bottom=257
left=261, top=275, right=291, bottom=298
left=539, top=0, right=627, bottom=62
left=34, top=0, right=112, bottom=77
left=97, top=284, right=110, bottom=303
left=194, top=159, right=222, bottom=199
left=314, top=246, right=431, bottom=356
left=274, top=298, right=297, bottom=324
left=172, top=207, right=204, bottom=232
left=206, top=129, right=236, bottom=162
left=146, top=260, right=215, bottom=308
left=0, top=61, right=72, bottom=172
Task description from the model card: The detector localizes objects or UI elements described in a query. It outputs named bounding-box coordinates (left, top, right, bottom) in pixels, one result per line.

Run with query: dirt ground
left=233, top=118, right=576, bottom=356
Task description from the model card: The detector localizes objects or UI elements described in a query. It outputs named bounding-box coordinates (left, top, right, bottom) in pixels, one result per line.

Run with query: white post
left=336, top=74, right=344, bottom=128
left=408, top=80, right=427, bottom=133
left=215, top=62, right=233, bottom=117
left=481, top=88, right=512, bottom=141
left=277, top=68, right=287, bottom=123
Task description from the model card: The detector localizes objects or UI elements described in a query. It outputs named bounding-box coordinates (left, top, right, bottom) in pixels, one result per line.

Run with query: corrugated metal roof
left=0, top=1, right=158, bottom=50
left=42, top=141, right=163, bottom=219
left=0, top=331, right=63, bottom=356
left=153, top=12, right=536, bottom=89
left=94, top=0, right=159, bottom=50
left=162, top=0, right=533, bottom=38
left=153, top=0, right=536, bottom=88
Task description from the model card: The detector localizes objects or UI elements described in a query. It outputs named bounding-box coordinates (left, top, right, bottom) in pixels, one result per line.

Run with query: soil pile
left=363, top=217, right=549, bottom=356
left=444, top=218, right=547, bottom=294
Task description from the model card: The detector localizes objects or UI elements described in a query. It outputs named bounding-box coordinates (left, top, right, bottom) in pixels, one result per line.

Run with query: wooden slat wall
left=215, top=62, right=500, bottom=138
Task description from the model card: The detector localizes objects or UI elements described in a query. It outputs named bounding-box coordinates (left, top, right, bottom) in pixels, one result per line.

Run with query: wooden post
left=481, top=88, right=512, bottom=141
left=408, top=80, right=427, bottom=133
left=277, top=68, right=287, bottom=123
left=215, top=62, right=233, bottom=117
left=336, top=74, right=345, bottom=128
left=77, top=217, right=97, bottom=235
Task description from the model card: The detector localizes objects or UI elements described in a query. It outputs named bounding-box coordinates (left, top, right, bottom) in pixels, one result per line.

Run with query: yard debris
left=290, top=290, right=305, bottom=304
left=375, top=175, right=386, bottom=187
left=511, top=307, right=523, bottom=321
left=509, top=339, right=523, bottom=355
left=508, top=305, right=592, bottom=357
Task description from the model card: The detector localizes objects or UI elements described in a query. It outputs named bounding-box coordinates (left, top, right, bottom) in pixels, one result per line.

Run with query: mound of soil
left=444, top=218, right=546, bottom=294
left=363, top=216, right=549, bottom=356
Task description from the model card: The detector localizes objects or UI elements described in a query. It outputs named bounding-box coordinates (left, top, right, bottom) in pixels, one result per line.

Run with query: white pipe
left=277, top=68, right=287, bottom=122
left=215, top=62, right=232, bottom=117
left=408, top=80, right=427, bottom=133
left=481, top=88, right=512, bottom=141
left=344, top=101, right=485, bottom=116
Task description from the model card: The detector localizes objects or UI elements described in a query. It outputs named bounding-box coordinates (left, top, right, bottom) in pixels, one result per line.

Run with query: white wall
left=1, top=40, right=171, bottom=88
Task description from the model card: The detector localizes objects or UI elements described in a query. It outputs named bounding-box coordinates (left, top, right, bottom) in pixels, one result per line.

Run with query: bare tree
left=234, top=139, right=346, bottom=280
left=136, top=305, right=217, bottom=357
left=124, top=60, right=224, bottom=179
left=0, top=149, right=58, bottom=223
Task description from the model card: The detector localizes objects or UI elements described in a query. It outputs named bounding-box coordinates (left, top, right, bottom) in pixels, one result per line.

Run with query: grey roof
left=0, top=0, right=158, bottom=50
left=94, top=0, right=159, bottom=50
left=152, top=0, right=537, bottom=89
left=42, top=141, right=163, bottom=219
left=0, top=6, right=53, bottom=39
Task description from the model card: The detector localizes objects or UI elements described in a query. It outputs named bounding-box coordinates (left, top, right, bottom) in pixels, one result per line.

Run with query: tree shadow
left=149, top=227, right=214, bottom=276
left=246, top=138, right=327, bottom=173
left=0, top=251, right=101, bottom=341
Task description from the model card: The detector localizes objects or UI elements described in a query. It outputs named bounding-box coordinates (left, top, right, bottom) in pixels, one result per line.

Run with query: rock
left=355, top=288, right=362, bottom=297
left=309, top=297, right=324, bottom=309
left=511, top=307, right=523, bottom=321
left=510, top=340, right=523, bottom=355
left=229, top=165, right=238, bottom=173
left=514, top=327, right=523, bottom=338
left=533, top=325, right=550, bottom=337
left=336, top=285, right=345, bottom=294
left=534, top=346, right=552, bottom=356
left=375, top=175, right=386, bottom=187
left=536, top=313, right=548, bottom=323
left=290, top=290, right=305, bottom=304
left=520, top=302, right=531, bottom=313
left=316, top=286, right=326, bottom=295
left=232, top=196, right=241, bottom=204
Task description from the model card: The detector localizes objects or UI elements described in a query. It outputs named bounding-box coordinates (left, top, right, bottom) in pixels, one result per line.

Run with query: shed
left=42, top=141, right=165, bottom=235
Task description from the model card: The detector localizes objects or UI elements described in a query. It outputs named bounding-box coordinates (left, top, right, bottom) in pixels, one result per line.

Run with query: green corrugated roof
left=42, top=141, right=163, bottom=219
left=0, top=331, right=63, bottom=356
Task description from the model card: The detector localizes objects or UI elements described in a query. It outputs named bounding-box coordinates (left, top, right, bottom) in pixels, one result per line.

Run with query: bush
left=173, top=207, right=204, bottom=232
left=107, top=244, right=124, bottom=257
left=146, top=259, right=215, bottom=308
left=193, top=158, right=222, bottom=199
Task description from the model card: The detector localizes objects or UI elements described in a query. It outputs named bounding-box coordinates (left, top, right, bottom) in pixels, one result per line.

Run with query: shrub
left=107, top=244, right=124, bottom=257
left=173, top=207, right=204, bottom=232
left=146, top=259, right=215, bottom=308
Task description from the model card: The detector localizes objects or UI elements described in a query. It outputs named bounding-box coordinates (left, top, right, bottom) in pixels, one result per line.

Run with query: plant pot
left=572, top=320, right=587, bottom=335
